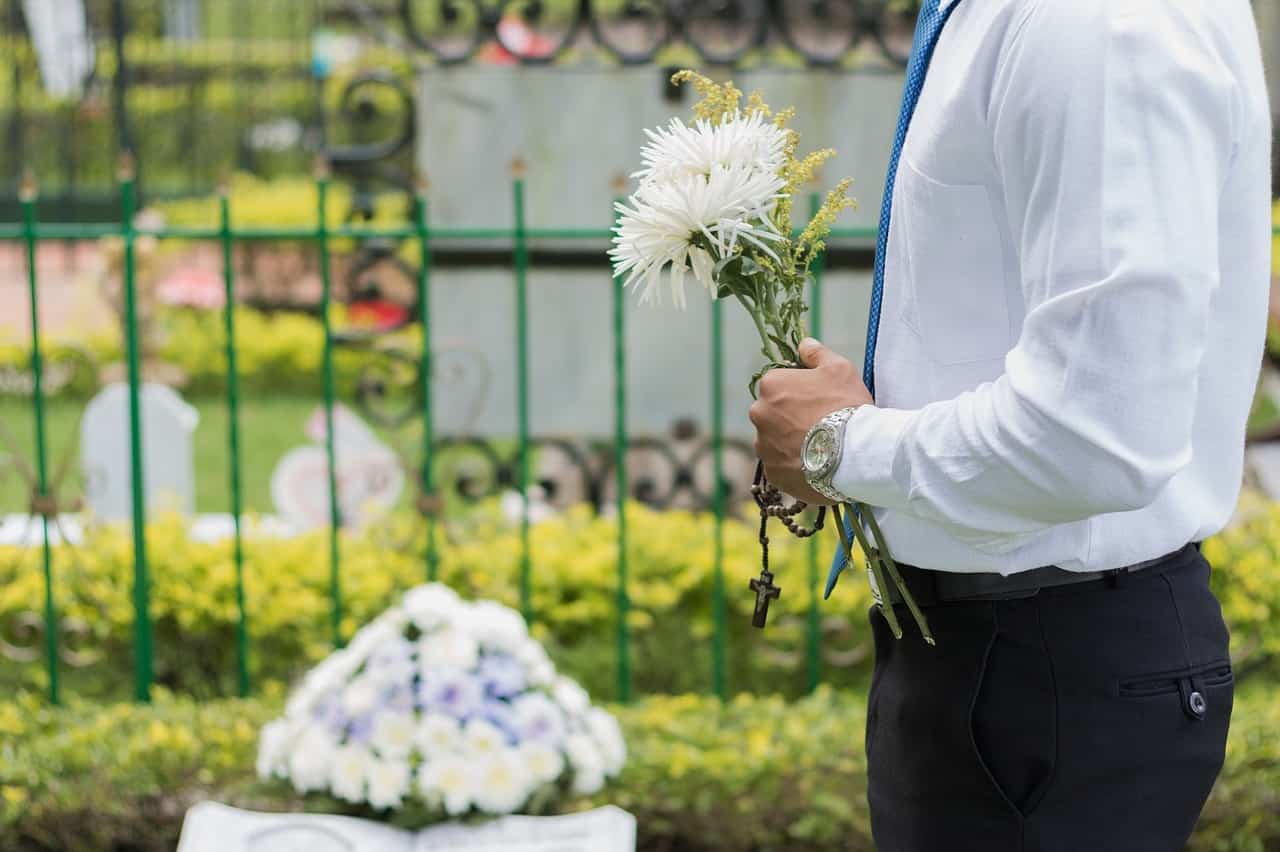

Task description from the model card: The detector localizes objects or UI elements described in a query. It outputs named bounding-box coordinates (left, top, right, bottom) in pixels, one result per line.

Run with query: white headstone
left=81, top=383, right=199, bottom=522
left=177, top=802, right=637, bottom=852
left=21, top=0, right=94, bottom=98
left=271, top=404, right=404, bottom=531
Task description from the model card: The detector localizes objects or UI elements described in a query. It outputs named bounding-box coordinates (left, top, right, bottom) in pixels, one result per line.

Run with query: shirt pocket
left=897, top=157, right=1011, bottom=365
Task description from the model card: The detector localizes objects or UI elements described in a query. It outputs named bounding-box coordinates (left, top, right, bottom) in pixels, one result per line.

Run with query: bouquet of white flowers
left=257, top=584, right=626, bottom=825
left=611, top=71, right=932, bottom=644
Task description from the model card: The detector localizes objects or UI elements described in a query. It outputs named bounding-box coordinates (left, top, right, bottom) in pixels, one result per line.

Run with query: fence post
left=806, top=191, right=825, bottom=692
left=119, top=153, right=152, bottom=702
left=611, top=178, right=631, bottom=704
left=414, top=177, right=439, bottom=582
left=20, top=171, right=59, bottom=706
left=315, top=157, right=343, bottom=648
left=111, top=0, right=137, bottom=196
left=512, top=158, right=533, bottom=624
left=711, top=298, right=727, bottom=701
left=219, top=182, right=251, bottom=696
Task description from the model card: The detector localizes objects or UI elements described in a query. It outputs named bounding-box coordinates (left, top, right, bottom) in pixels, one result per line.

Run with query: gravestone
left=81, top=383, right=199, bottom=522
left=21, top=0, right=94, bottom=97
left=270, top=404, right=403, bottom=531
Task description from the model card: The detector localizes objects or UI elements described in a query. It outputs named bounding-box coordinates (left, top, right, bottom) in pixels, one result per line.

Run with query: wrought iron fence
left=1, top=0, right=916, bottom=219
left=1, top=152, right=886, bottom=707
left=394, top=0, right=919, bottom=66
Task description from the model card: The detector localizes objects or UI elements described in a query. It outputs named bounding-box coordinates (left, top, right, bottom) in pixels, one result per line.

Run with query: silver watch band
left=803, top=406, right=860, bottom=504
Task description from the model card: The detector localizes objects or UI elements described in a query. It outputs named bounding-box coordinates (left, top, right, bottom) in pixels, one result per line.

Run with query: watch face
left=803, top=426, right=836, bottom=474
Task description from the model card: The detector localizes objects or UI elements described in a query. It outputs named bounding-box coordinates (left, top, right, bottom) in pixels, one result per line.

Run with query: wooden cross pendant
left=749, top=568, right=781, bottom=629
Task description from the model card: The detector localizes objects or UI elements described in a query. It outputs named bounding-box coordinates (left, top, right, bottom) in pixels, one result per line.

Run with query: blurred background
left=2, top=3, right=1280, bottom=850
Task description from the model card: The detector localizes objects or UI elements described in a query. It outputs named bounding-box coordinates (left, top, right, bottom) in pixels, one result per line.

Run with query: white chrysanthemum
left=371, top=711, right=417, bottom=760
left=403, top=583, right=465, bottom=630
left=365, top=636, right=416, bottom=685
left=346, top=620, right=401, bottom=662
left=288, top=650, right=359, bottom=717
left=467, top=600, right=529, bottom=652
left=473, top=750, right=534, bottom=814
left=418, top=627, right=480, bottom=672
left=329, top=743, right=373, bottom=803
left=463, top=718, right=509, bottom=759
left=419, top=754, right=476, bottom=816
left=341, top=674, right=381, bottom=718
left=415, top=712, right=461, bottom=757
left=634, top=113, right=789, bottom=188
left=611, top=163, right=786, bottom=308
left=512, top=692, right=568, bottom=744
left=551, top=676, right=591, bottom=718
left=515, top=639, right=556, bottom=686
left=586, top=708, right=627, bottom=776
left=517, top=740, right=566, bottom=785
left=288, top=727, right=338, bottom=794
left=256, top=718, right=297, bottom=780
left=565, top=734, right=606, bottom=796
left=367, top=758, right=412, bottom=810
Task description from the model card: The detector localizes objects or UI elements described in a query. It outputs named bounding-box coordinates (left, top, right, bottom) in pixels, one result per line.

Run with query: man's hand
left=747, top=338, right=873, bottom=505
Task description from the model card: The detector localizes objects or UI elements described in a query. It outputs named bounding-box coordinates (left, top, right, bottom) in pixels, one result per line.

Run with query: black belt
left=878, top=542, right=1201, bottom=607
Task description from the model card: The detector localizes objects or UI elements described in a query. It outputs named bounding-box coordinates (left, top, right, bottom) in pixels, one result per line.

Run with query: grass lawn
left=0, top=394, right=345, bottom=515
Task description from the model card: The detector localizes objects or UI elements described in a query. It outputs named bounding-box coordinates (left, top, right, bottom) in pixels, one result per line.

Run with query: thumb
left=798, top=337, right=840, bottom=369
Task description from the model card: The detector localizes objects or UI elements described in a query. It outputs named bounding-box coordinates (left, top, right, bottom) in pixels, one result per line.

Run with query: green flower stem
left=736, top=295, right=783, bottom=364
left=863, top=506, right=934, bottom=645
left=842, top=503, right=903, bottom=640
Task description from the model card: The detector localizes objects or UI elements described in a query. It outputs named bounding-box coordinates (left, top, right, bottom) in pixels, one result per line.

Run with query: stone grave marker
left=81, top=383, right=198, bottom=522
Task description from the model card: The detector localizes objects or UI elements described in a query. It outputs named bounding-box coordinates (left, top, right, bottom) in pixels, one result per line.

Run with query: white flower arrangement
left=257, top=584, right=626, bottom=822
left=610, top=71, right=934, bottom=643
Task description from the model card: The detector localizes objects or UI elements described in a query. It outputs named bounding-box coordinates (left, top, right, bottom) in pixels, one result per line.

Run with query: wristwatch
left=801, top=406, right=860, bottom=504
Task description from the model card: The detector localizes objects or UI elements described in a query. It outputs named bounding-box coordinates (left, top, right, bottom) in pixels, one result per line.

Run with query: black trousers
left=865, top=544, right=1233, bottom=852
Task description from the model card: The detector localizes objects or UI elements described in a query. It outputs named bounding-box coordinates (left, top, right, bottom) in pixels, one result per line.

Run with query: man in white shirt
left=748, top=0, right=1270, bottom=848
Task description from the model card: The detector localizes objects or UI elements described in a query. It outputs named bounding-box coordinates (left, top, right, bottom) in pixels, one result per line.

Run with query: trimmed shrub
left=0, top=505, right=877, bottom=702
left=2, top=683, right=1277, bottom=852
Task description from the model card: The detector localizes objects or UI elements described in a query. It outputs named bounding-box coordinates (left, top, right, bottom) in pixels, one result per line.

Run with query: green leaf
left=713, top=253, right=741, bottom=278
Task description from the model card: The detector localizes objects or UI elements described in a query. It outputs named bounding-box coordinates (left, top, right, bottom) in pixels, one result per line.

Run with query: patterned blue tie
left=825, top=0, right=961, bottom=600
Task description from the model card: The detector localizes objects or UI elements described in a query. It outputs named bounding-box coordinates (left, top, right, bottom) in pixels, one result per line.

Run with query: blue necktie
left=825, top=0, right=961, bottom=600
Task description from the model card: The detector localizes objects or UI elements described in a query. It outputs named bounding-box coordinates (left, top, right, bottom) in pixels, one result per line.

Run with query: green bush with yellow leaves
left=4, top=497, right=1279, bottom=704
left=0, top=304, right=404, bottom=401
left=0, top=504, right=875, bottom=703
left=1, top=683, right=1277, bottom=852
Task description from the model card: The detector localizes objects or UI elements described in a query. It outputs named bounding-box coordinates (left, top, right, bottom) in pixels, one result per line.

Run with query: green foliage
left=0, top=305, right=411, bottom=400
left=158, top=172, right=412, bottom=232
left=0, top=505, right=875, bottom=702
left=1203, top=495, right=1280, bottom=673
left=5, top=500, right=1280, bottom=705
left=1, top=683, right=1276, bottom=852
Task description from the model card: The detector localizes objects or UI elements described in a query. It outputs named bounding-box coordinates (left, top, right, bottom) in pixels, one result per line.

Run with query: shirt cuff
left=831, top=406, right=916, bottom=510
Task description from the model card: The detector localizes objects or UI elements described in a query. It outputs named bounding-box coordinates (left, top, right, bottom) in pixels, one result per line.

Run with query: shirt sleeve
left=831, top=0, right=1242, bottom=549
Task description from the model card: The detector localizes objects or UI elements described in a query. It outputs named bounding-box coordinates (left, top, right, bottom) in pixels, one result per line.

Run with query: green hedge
left=0, top=505, right=876, bottom=702
left=4, top=500, right=1279, bottom=704
left=2, top=683, right=1276, bottom=852
left=0, top=304, right=397, bottom=401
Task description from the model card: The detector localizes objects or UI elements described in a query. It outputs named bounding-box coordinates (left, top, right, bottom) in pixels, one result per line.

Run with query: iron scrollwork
left=399, top=0, right=918, bottom=67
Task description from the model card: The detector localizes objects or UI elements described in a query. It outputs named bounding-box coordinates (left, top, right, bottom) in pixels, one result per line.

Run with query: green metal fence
left=4, top=155, right=885, bottom=707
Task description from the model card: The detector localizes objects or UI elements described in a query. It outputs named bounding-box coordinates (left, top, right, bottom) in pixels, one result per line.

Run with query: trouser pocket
left=1118, top=659, right=1234, bottom=721
left=968, top=599, right=1057, bottom=817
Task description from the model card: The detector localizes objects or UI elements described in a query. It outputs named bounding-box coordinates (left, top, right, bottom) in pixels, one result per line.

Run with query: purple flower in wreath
left=346, top=712, right=376, bottom=745
left=419, top=667, right=484, bottom=720
left=477, top=698, right=521, bottom=744
left=478, top=653, right=526, bottom=699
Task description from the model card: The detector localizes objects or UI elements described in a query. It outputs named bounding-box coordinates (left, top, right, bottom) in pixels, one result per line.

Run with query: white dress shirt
left=832, top=0, right=1272, bottom=574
